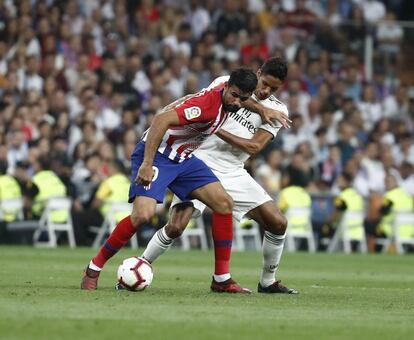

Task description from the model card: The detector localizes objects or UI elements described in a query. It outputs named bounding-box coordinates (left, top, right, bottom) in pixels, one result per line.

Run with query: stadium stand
left=0, top=0, right=413, bottom=253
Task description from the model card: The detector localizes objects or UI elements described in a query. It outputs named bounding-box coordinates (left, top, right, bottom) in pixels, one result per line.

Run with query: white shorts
left=170, top=167, right=273, bottom=221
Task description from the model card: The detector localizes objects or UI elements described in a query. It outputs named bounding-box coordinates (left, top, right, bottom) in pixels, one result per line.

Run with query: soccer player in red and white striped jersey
left=81, top=68, right=257, bottom=292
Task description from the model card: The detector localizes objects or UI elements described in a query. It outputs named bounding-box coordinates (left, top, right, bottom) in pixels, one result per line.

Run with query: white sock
left=89, top=260, right=102, bottom=271
left=213, top=273, right=231, bottom=282
left=141, top=226, right=173, bottom=263
left=260, top=231, right=285, bottom=287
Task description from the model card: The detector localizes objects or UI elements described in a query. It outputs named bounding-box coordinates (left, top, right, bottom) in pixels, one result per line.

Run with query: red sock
left=92, top=215, right=137, bottom=268
left=212, top=212, right=233, bottom=275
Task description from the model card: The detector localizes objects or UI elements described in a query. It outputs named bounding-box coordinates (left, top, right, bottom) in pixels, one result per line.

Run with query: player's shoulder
left=179, top=88, right=222, bottom=119
left=186, top=87, right=220, bottom=105
left=267, top=95, right=284, bottom=105
left=266, top=95, right=289, bottom=114
left=207, top=75, right=230, bottom=90
left=198, top=87, right=222, bottom=105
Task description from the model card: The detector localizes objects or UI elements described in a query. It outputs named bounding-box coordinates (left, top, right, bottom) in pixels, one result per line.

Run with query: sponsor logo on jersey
left=184, top=106, right=202, bottom=120
left=229, top=110, right=257, bottom=134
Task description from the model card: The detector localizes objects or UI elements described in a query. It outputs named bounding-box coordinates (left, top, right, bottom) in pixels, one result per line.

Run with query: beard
left=223, top=103, right=240, bottom=113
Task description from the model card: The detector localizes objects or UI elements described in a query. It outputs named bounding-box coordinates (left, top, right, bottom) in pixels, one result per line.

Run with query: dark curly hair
left=228, top=68, right=258, bottom=94
left=260, top=57, right=288, bottom=81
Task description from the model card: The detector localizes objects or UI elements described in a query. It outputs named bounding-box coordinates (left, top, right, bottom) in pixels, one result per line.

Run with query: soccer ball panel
left=117, top=256, right=153, bottom=291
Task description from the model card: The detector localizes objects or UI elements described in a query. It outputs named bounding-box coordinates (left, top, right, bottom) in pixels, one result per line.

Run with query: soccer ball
left=117, top=257, right=153, bottom=291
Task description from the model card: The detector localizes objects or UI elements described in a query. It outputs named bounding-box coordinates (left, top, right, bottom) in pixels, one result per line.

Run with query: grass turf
left=0, top=246, right=413, bottom=340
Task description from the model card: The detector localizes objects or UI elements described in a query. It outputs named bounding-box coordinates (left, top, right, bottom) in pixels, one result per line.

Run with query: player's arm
left=137, top=110, right=180, bottom=186
left=242, top=98, right=291, bottom=128
left=215, top=128, right=273, bottom=156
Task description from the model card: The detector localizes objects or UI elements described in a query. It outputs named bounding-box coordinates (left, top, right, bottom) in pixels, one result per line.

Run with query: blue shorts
left=128, top=141, right=219, bottom=203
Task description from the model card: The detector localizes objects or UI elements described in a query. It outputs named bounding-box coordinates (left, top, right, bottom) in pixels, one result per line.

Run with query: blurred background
left=0, top=0, right=413, bottom=253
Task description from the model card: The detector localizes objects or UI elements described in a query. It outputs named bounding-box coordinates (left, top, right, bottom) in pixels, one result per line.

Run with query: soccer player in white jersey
left=139, top=58, right=298, bottom=294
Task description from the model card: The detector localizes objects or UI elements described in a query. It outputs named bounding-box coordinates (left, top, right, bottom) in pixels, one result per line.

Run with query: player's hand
left=260, top=107, right=291, bottom=128
left=135, top=163, right=154, bottom=188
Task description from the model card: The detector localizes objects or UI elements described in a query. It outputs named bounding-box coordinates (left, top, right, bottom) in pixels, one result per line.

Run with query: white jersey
left=195, top=76, right=288, bottom=172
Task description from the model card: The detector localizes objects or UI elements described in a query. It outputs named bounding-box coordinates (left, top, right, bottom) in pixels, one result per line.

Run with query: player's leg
left=215, top=170, right=296, bottom=294
left=190, top=181, right=233, bottom=214
left=81, top=141, right=172, bottom=290
left=190, top=183, right=250, bottom=293
left=170, top=158, right=234, bottom=281
left=191, top=182, right=233, bottom=278
left=247, top=202, right=298, bottom=294
left=142, top=201, right=194, bottom=263
left=81, top=196, right=157, bottom=290
left=171, top=157, right=249, bottom=293
left=95, top=197, right=157, bottom=269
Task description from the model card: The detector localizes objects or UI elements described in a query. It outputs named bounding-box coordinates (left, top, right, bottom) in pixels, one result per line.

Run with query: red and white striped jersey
left=142, top=87, right=227, bottom=163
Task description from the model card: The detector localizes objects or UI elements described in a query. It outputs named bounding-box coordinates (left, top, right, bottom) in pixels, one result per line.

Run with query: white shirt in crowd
left=377, top=21, right=403, bottom=42
left=187, top=6, right=211, bottom=39
left=382, top=95, right=409, bottom=118
left=17, top=69, right=43, bottom=93
left=360, top=0, right=386, bottom=23
left=357, top=100, right=383, bottom=131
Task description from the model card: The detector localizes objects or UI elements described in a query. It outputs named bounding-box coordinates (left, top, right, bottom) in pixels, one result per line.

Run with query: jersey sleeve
left=174, top=90, right=219, bottom=124
left=259, top=122, right=279, bottom=138
left=258, top=98, right=289, bottom=139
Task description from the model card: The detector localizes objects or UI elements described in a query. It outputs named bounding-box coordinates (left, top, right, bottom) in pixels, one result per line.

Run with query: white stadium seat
left=92, top=202, right=137, bottom=249
left=328, top=210, right=367, bottom=254
left=284, top=207, right=316, bottom=252
left=33, top=197, right=76, bottom=248
left=233, top=218, right=262, bottom=251
left=179, top=217, right=208, bottom=250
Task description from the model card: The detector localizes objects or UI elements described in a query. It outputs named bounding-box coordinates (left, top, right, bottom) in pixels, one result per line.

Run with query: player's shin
left=91, top=215, right=138, bottom=269
left=212, top=212, right=233, bottom=282
left=141, top=225, right=173, bottom=263
left=260, top=231, right=285, bottom=287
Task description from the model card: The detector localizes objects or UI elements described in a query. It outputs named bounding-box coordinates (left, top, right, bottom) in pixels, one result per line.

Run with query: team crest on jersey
left=184, top=106, right=201, bottom=120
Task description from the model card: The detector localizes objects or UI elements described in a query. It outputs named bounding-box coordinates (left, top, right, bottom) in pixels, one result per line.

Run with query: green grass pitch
left=0, top=246, right=413, bottom=340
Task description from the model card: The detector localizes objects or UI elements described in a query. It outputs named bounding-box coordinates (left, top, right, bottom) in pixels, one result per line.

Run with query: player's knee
left=165, top=222, right=185, bottom=239
left=214, top=195, right=234, bottom=215
left=278, top=214, right=288, bottom=234
left=267, top=213, right=288, bottom=235
left=130, top=209, right=154, bottom=227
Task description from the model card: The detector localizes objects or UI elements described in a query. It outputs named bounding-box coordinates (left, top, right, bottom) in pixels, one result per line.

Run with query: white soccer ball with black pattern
left=117, top=257, right=153, bottom=291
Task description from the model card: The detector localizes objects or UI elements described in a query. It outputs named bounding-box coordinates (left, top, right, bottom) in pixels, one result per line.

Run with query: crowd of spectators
left=0, top=0, right=413, bottom=246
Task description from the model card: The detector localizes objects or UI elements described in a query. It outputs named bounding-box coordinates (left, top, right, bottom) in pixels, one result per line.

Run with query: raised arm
left=243, top=98, right=291, bottom=128
left=215, top=128, right=274, bottom=156
left=136, top=110, right=180, bottom=186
